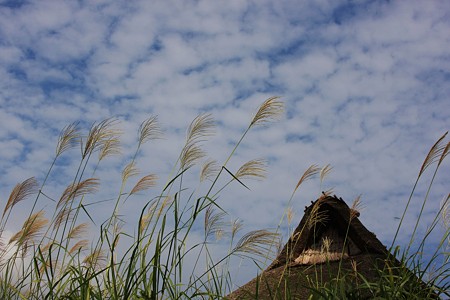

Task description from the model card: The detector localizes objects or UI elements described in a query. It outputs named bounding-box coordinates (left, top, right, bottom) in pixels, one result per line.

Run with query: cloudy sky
left=0, top=0, right=449, bottom=287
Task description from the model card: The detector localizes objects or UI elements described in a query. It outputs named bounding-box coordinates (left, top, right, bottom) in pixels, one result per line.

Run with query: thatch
left=226, top=195, right=396, bottom=299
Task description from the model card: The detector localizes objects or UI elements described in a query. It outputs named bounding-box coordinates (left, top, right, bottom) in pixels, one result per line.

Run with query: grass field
left=0, top=98, right=448, bottom=299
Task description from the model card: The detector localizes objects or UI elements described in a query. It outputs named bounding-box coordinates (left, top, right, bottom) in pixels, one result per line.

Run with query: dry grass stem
left=204, top=206, right=226, bottom=240
left=54, top=207, right=73, bottom=230
left=139, top=116, right=162, bottom=146
left=144, top=199, right=159, bottom=219
left=112, top=221, right=124, bottom=249
left=140, top=211, right=152, bottom=233
left=58, top=178, right=100, bottom=208
left=179, top=114, right=215, bottom=170
left=287, top=207, right=294, bottom=225
left=0, top=235, right=5, bottom=253
left=39, top=241, right=54, bottom=253
left=215, top=229, right=224, bottom=240
left=158, top=196, right=173, bottom=218
left=234, top=229, right=280, bottom=258
left=235, top=159, right=267, bottom=180
left=68, top=223, right=89, bottom=239
left=83, top=249, right=106, bottom=270
left=250, top=96, right=284, bottom=126
left=122, top=162, right=139, bottom=183
left=308, top=202, right=328, bottom=229
left=130, top=174, right=158, bottom=195
left=438, top=141, right=450, bottom=166
left=4, top=177, right=39, bottom=217
left=231, top=219, right=243, bottom=238
left=350, top=195, right=363, bottom=220
left=441, top=194, right=450, bottom=232
left=200, top=159, right=219, bottom=182
left=320, top=164, right=333, bottom=185
left=322, top=236, right=332, bottom=253
left=82, top=118, right=122, bottom=159
left=294, top=164, right=320, bottom=193
left=419, top=131, right=448, bottom=176
left=320, top=189, right=334, bottom=199
left=186, top=113, right=215, bottom=144
left=99, top=137, right=121, bottom=161
left=180, top=143, right=206, bottom=170
left=56, top=122, right=80, bottom=157
left=69, top=239, right=89, bottom=254
left=10, top=211, right=48, bottom=246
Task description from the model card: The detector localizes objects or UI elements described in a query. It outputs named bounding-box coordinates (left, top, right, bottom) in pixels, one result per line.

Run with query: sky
left=0, top=0, right=449, bottom=289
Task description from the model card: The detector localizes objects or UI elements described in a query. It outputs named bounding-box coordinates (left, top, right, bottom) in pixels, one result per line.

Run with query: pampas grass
left=9, top=211, right=48, bottom=247
left=3, top=177, right=38, bottom=218
left=55, top=122, right=80, bottom=158
left=0, top=97, right=447, bottom=299
left=129, top=174, right=158, bottom=196
left=235, top=159, right=267, bottom=181
left=233, top=230, right=280, bottom=259
left=294, top=164, right=320, bottom=195
left=0, top=97, right=285, bottom=299
left=250, top=96, right=284, bottom=127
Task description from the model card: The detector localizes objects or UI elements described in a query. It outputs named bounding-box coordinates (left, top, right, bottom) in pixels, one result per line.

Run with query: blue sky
left=0, top=0, right=449, bottom=288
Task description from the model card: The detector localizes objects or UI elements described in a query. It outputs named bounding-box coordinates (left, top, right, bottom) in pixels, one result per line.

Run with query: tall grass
left=0, top=97, right=283, bottom=299
left=314, top=133, right=448, bottom=299
left=296, top=133, right=450, bottom=299
left=227, top=132, right=449, bottom=299
left=1, top=98, right=448, bottom=299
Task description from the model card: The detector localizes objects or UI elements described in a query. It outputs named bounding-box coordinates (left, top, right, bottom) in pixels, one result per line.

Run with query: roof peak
left=268, top=194, right=387, bottom=270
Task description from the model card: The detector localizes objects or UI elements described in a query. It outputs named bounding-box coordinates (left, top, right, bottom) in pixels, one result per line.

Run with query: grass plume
left=350, top=195, right=363, bottom=220
left=3, top=177, right=38, bottom=218
left=122, top=162, right=139, bottom=183
left=200, top=159, right=220, bottom=182
left=139, top=116, right=162, bottom=146
left=294, top=164, right=320, bottom=194
left=9, top=211, right=48, bottom=247
left=234, top=230, right=280, bottom=258
left=235, top=159, right=267, bottom=180
left=129, top=174, right=158, bottom=196
left=204, top=206, right=227, bottom=241
left=180, top=143, right=206, bottom=170
left=55, top=122, right=80, bottom=158
left=250, top=96, right=284, bottom=127
left=419, top=131, right=448, bottom=177
left=0, top=97, right=447, bottom=299
left=186, top=113, right=215, bottom=144
left=67, top=222, right=89, bottom=240
left=81, top=118, right=122, bottom=159
left=99, top=137, right=122, bottom=161
left=57, top=178, right=100, bottom=209
left=69, top=239, right=89, bottom=254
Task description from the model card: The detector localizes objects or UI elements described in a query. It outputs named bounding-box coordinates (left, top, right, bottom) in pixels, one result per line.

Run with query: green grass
left=0, top=97, right=448, bottom=299
left=0, top=97, right=283, bottom=299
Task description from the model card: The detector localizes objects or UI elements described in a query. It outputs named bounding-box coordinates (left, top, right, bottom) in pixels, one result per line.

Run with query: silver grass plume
left=3, top=177, right=39, bottom=217
left=250, top=96, right=284, bottom=127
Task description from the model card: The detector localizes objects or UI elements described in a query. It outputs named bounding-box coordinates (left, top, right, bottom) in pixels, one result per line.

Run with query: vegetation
left=305, top=131, right=450, bottom=299
left=0, top=97, right=448, bottom=299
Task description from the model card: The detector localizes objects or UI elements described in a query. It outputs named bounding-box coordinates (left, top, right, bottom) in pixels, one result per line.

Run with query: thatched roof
left=268, top=194, right=388, bottom=270
left=226, top=195, right=393, bottom=299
